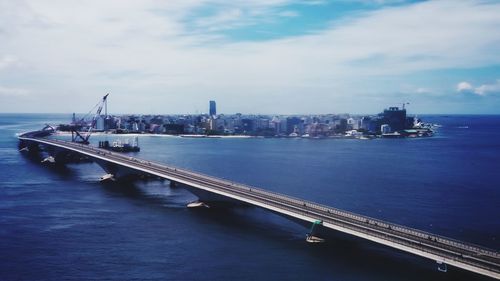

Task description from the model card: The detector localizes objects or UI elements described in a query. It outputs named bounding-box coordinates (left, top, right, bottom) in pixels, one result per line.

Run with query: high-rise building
left=286, top=117, right=302, bottom=134
left=96, top=116, right=105, bottom=131
left=382, top=107, right=406, bottom=132
left=209, top=100, right=217, bottom=116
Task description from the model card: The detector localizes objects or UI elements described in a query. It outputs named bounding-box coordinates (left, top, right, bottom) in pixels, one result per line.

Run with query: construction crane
left=71, top=93, right=109, bottom=144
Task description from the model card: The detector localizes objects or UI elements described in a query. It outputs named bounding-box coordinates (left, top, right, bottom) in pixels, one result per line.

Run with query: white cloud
left=456, top=80, right=500, bottom=96
left=277, top=10, right=299, bottom=17
left=191, top=1, right=299, bottom=32
left=298, top=1, right=327, bottom=6
left=0, top=55, right=18, bottom=70
left=194, top=8, right=244, bottom=31
left=0, top=86, right=29, bottom=97
left=415, top=87, right=432, bottom=94
left=474, top=80, right=500, bottom=96
left=457, top=82, right=473, bottom=93
left=0, top=0, right=499, bottom=113
left=399, top=84, right=436, bottom=95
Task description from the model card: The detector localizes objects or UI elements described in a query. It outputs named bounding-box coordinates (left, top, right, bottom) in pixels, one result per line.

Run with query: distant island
left=57, top=101, right=435, bottom=139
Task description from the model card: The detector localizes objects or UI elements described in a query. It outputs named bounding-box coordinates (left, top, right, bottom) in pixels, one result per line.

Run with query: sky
left=1, top=0, right=500, bottom=115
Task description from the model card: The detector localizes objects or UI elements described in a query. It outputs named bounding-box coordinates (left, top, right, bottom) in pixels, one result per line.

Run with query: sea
left=0, top=114, right=499, bottom=281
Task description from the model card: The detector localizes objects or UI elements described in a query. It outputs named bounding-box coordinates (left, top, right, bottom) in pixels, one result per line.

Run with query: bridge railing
left=238, top=191, right=499, bottom=272
left=145, top=157, right=499, bottom=260
left=141, top=157, right=499, bottom=259
left=26, top=137, right=500, bottom=260
left=247, top=185, right=499, bottom=259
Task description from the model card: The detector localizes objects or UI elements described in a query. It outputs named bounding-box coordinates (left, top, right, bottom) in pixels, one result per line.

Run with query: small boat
left=306, top=234, right=325, bottom=243
left=187, top=201, right=210, bottom=208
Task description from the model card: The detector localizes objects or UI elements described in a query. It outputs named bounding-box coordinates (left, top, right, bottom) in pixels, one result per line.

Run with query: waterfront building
left=241, top=118, right=254, bottom=133
left=381, top=124, right=391, bottom=134
left=139, top=121, right=146, bottom=132
left=209, top=100, right=217, bottom=116
left=347, top=117, right=360, bottom=130
left=57, top=103, right=429, bottom=137
left=286, top=117, right=302, bottom=135
left=337, top=118, right=348, bottom=133
left=96, top=116, right=105, bottom=131
left=360, top=116, right=371, bottom=131
left=132, top=122, right=139, bottom=132
left=382, top=107, right=406, bottom=131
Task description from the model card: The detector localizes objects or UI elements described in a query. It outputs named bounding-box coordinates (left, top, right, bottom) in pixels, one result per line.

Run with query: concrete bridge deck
left=18, top=135, right=500, bottom=279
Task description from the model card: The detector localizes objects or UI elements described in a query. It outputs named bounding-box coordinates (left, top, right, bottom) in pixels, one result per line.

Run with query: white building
left=381, top=124, right=391, bottom=134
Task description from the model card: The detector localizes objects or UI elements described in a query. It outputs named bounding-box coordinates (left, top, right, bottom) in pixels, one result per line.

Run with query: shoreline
left=51, top=131, right=433, bottom=140
left=52, top=131, right=258, bottom=139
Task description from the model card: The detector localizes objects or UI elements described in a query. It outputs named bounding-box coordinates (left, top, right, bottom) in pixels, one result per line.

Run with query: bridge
left=18, top=134, right=500, bottom=280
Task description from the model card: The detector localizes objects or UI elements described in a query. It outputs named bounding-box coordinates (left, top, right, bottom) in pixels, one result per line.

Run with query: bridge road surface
left=18, top=136, right=500, bottom=280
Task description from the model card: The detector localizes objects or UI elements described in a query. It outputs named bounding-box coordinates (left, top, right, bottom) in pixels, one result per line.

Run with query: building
left=286, top=117, right=302, bottom=135
left=96, top=116, right=105, bottom=131
left=241, top=118, right=254, bottom=133
left=381, top=107, right=406, bottom=132
left=381, top=124, right=391, bottom=134
left=209, top=100, right=217, bottom=116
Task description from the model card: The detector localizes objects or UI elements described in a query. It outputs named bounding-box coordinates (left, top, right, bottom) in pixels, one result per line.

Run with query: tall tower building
left=209, top=100, right=217, bottom=116
left=382, top=106, right=406, bottom=131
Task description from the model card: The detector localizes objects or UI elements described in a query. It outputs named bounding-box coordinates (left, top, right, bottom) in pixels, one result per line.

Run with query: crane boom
left=72, top=93, right=109, bottom=144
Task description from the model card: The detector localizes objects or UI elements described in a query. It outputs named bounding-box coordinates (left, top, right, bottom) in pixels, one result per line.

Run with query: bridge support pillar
left=41, top=156, right=56, bottom=164
left=187, top=201, right=210, bottom=208
left=100, top=173, right=115, bottom=182
left=170, top=181, right=177, bottom=188
left=94, top=159, right=142, bottom=180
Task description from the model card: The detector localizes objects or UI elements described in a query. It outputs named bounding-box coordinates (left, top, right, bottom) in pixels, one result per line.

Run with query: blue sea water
left=0, top=114, right=499, bottom=281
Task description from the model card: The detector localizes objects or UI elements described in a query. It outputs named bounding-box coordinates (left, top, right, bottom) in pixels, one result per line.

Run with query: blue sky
left=0, top=0, right=499, bottom=114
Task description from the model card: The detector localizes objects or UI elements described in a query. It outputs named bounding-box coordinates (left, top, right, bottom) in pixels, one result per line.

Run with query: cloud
left=399, top=84, right=436, bottom=95
left=415, top=87, right=432, bottom=94
left=457, top=82, right=473, bottom=93
left=0, top=86, right=29, bottom=97
left=187, top=1, right=301, bottom=34
left=0, top=0, right=499, bottom=114
left=297, top=0, right=327, bottom=6
left=0, top=55, right=18, bottom=70
left=277, top=10, right=299, bottom=18
left=456, top=80, right=500, bottom=96
left=474, top=80, right=500, bottom=96
left=194, top=8, right=244, bottom=31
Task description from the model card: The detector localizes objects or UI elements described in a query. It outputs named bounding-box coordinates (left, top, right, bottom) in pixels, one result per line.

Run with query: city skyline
left=1, top=1, right=500, bottom=114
